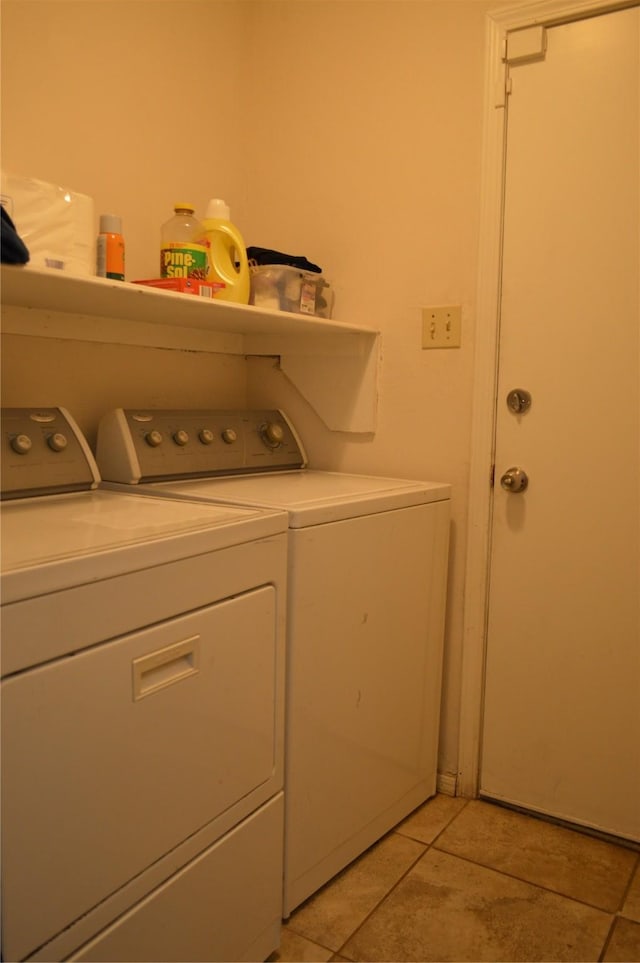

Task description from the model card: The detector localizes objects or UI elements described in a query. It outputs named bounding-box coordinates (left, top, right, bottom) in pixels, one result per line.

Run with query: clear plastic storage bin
left=249, top=265, right=334, bottom=318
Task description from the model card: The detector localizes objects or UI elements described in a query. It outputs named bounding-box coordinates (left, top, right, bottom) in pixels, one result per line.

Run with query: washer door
left=1, top=585, right=278, bottom=962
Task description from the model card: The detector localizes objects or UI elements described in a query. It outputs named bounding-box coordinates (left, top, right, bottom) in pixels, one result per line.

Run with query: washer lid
left=0, top=488, right=287, bottom=602
left=146, top=470, right=451, bottom=528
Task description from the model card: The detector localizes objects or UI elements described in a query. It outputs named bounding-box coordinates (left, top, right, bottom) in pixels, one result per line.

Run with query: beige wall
left=1, top=0, right=518, bottom=780
left=242, top=0, right=511, bottom=778
left=1, top=0, right=252, bottom=433
left=0, top=0, right=253, bottom=281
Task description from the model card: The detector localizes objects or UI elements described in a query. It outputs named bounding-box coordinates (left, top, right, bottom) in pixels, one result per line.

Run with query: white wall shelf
left=1, top=266, right=380, bottom=433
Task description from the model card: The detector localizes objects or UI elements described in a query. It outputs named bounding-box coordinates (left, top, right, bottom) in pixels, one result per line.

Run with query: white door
left=480, top=7, right=640, bottom=842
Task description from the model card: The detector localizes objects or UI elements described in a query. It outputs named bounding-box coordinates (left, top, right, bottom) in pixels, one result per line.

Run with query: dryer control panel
left=96, top=408, right=307, bottom=484
left=1, top=408, right=100, bottom=499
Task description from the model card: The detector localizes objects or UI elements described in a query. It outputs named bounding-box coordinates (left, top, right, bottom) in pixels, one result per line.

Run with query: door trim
left=457, top=0, right=640, bottom=797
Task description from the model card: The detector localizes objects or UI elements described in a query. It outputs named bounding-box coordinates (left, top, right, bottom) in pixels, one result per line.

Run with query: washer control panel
left=1, top=408, right=100, bottom=499
left=96, top=409, right=307, bottom=483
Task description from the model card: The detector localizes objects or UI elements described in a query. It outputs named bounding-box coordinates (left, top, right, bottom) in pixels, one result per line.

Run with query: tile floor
left=270, top=795, right=640, bottom=962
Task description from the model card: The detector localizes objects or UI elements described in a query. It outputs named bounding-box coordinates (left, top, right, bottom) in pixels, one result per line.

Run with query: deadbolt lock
left=507, top=389, right=532, bottom=414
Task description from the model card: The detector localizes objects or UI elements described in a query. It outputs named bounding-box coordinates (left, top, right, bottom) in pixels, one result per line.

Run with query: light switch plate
left=422, top=306, right=462, bottom=349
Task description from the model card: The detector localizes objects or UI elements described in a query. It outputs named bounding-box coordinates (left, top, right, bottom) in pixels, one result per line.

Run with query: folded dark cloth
left=1, top=206, right=30, bottom=264
left=247, top=246, right=322, bottom=274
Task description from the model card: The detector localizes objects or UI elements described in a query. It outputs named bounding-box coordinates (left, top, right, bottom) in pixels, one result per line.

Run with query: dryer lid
left=0, top=489, right=287, bottom=602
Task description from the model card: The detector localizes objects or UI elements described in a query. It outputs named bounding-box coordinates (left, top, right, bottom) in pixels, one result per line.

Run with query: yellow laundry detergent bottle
left=200, top=198, right=250, bottom=303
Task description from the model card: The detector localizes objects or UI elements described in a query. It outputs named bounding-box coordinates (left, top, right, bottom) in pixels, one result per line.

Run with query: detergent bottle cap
left=205, top=198, right=231, bottom=221
left=99, top=214, right=122, bottom=235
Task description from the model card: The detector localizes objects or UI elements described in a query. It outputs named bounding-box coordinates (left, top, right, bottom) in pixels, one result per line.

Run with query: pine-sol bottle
left=160, top=203, right=208, bottom=280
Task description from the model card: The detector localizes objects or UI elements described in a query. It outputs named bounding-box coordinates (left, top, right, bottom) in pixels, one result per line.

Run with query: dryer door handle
left=132, top=636, right=200, bottom=701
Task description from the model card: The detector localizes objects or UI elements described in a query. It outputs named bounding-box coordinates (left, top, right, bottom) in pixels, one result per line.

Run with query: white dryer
left=1, top=407, right=288, bottom=962
left=97, top=408, right=451, bottom=916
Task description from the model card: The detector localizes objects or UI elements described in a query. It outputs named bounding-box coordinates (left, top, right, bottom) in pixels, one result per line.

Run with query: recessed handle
left=132, top=636, right=199, bottom=701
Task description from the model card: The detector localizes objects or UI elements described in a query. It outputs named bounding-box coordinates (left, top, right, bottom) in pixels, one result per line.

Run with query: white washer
left=1, top=407, right=288, bottom=963
left=97, top=408, right=451, bottom=916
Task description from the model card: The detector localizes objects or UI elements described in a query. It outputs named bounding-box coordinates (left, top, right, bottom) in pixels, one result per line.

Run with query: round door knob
left=47, top=432, right=68, bottom=452
left=145, top=430, right=164, bottom=447
left=221, top=428, right=237, bottom=445
left=173, top=429, right=189, bottom=446
left=11, top=434, right=32, bottom=454
left=261, top=422, right=284, bottom=448
left=500, top=466, right=529, bottom=493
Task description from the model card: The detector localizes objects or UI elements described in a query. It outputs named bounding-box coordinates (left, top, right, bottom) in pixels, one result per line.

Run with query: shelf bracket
left=245, top=331, right=380, bottom=433
left=279, top=342, right=379, bottom=433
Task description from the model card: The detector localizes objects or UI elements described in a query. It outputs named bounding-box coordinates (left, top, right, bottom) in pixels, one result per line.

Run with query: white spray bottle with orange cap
left=200, top=198, right=250, bottom=304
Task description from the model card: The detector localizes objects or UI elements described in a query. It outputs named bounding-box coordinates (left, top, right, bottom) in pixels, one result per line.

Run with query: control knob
left=221, top=428, right=237, bottom=445
left=47, top=432, right=68, bottom=452
left=145, top=430, right=164, bottom=448
left=10, top=434, right=32, bottom=455
left=260, top=422, right=285, bottom=448
left=199, top=429, right=214, bottom=445
left=173, top=429, right=189, bottom=447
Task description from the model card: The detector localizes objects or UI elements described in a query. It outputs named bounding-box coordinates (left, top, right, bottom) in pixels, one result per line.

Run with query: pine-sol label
left=160, top=243, right=208, bottom=279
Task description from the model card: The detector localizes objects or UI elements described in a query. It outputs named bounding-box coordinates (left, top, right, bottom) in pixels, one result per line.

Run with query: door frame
left=457, top=0, right=640, bottom=797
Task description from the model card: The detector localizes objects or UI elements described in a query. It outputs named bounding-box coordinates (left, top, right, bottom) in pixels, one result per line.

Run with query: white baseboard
left=436, top=772, right=458, bottom=797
